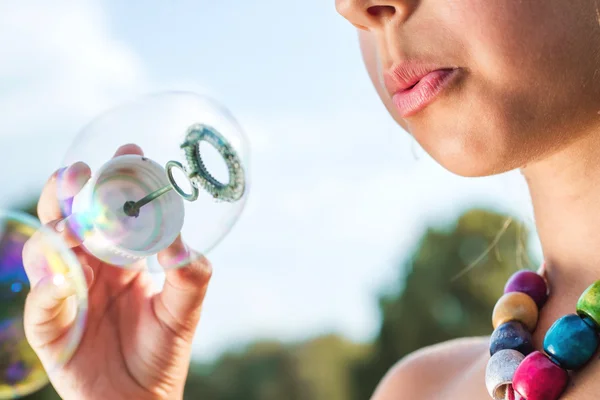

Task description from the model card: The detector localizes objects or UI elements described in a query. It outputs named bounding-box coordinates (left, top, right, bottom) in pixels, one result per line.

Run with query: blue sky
left=0, top=0, right=540, bottom=361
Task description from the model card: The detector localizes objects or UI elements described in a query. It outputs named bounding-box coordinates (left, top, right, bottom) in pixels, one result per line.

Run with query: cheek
left=446, top=0, right=563, bottom=100
left=416, top=1, right=600, bottom=175
left=452, top=0, right=598, bottom=119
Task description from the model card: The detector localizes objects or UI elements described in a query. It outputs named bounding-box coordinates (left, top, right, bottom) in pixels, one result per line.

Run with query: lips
left=385, top=63, right=460, bottom=117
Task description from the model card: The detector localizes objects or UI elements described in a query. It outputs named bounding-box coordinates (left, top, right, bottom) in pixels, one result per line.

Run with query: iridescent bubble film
left=58, top=92, right=250, bottom=270
left=0, top=210, right=87, bottom=399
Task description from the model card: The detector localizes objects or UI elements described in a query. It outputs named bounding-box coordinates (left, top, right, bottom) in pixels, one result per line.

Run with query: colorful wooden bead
left=513, top=351, right=568, bottom=400
left=490, top=321, right=534, bottom=356
left=576, top=280, right=600, bottom=330
left=581, top=315, right=598, bottom=331
left=543, top=314, right=599, bottom=370
left=504, top=270, right=548, bottom=308
left=485, top=349, right=525, bottom=400
left=493, top=292, right=539, bottom=332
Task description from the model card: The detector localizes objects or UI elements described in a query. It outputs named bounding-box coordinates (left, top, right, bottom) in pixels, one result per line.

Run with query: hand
left=23, top=144, right=212, bottom=400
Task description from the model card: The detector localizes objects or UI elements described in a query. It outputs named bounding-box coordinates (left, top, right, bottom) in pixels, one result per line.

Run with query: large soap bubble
left=58, top=92, right=250, bottom=270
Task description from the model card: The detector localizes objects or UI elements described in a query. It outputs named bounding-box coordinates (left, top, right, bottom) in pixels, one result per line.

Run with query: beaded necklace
left=485, top=266, right=600, bottom=400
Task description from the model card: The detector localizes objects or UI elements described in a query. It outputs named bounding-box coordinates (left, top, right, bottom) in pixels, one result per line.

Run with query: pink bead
left=513, top=351, right=568, bottom=400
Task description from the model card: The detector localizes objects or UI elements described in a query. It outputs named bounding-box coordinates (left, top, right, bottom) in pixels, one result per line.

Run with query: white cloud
left=0, top=0, right=147, bottom=206
left=0, top=0, right=145, bottom=123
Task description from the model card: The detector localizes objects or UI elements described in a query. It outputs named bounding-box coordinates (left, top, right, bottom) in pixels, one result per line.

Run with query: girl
left=24, top=1, right=600, bottom=399
left=335, top=0, right=600, bottom=399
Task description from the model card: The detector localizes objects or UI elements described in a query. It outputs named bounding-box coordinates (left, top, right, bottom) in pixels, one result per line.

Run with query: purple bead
left=504, top=270, right=548, bottom=308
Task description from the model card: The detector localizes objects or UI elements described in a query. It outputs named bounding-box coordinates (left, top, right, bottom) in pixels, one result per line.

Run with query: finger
left=37, top=143, right=143, bottom=224
left=22, top=219, right=86, bottom=288
left=54, top=216, right=87, bottom=248
left=153, top=237, right=212, bottom=336
left=38, top=162, right=91, bottom=224
left=22, top=222, right=94, bottom=356
left=113, top=143, right=144, bottom=158
left=71, top=247, right=96, bottom=289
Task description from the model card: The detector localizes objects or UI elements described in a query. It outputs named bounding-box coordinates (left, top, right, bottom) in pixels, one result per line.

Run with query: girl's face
left=336, top=0, right=600, bottom=176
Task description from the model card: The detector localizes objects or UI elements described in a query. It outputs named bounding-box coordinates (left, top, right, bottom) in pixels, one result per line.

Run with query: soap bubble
left=58, top=92, right=250, bottom=270
left=0, top=210, right=87, bottom=399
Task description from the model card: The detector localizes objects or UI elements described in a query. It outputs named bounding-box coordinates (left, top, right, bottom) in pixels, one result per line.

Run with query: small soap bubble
left=0, top=210, right=87, bottom=399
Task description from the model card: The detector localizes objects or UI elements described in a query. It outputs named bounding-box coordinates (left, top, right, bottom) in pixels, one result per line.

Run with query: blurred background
left=0, top=1, right=542, bottom=399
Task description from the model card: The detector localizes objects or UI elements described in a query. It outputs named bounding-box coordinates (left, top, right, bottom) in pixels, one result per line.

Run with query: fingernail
left=114, top=143, right=144, bottom=157
left=66, top=162, right=92, bottom=187
left=56, top=166, right=68, bottom=180
left=55, top=219, right=66, bottom=232
left=58, top=162, right=91, bottom=200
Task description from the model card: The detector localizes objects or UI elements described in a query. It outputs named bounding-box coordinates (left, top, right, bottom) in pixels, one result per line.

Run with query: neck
left=521, top=124, right=600, bottom=335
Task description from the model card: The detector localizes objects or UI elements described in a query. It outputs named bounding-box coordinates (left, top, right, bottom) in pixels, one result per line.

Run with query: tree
left=184, top=334, right=372, bottom=400
left=7, top=206, right=537, bottom=399
left=351, top=208, right=538, bottom=399
left=185, top=340, right=313, bottom=400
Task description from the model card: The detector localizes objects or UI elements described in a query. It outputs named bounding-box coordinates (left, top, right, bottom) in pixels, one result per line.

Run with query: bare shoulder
left=371, top=336, right=490, bottom=400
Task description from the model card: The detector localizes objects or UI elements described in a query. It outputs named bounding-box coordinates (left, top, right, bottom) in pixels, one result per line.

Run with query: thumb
left=24, top=273, right=90, bottom=370
left=24, top=274, right=78, bottom=350
left=22, top=220, right=92, bottom=366
left=22, top=218, right=86, bottom=288
left=153, top=237, right=212, bottom=336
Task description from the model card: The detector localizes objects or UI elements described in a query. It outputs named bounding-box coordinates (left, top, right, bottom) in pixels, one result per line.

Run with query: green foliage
left=9, top=207, right=537, bottom=399
left=18, top=384, right=59, bottom=400
left=350, top=208, right=537, bottom=399
left=184, top=335, right=372, bottom=400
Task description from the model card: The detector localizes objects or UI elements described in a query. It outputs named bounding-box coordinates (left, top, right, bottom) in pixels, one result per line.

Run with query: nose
left=335, top=0, right=417, bottom=30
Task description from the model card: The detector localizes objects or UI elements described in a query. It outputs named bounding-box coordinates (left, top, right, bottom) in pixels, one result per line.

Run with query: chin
left=435, top=151, right=513, bottom=177
left=413, top=123, right=521, bottom=178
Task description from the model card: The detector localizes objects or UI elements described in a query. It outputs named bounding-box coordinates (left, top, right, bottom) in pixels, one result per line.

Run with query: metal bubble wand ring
left=123, top=123, right=246, bottom=218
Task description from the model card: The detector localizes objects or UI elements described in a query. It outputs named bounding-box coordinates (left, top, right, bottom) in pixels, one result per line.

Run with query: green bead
left=576, top=280, right=600, bottom=330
